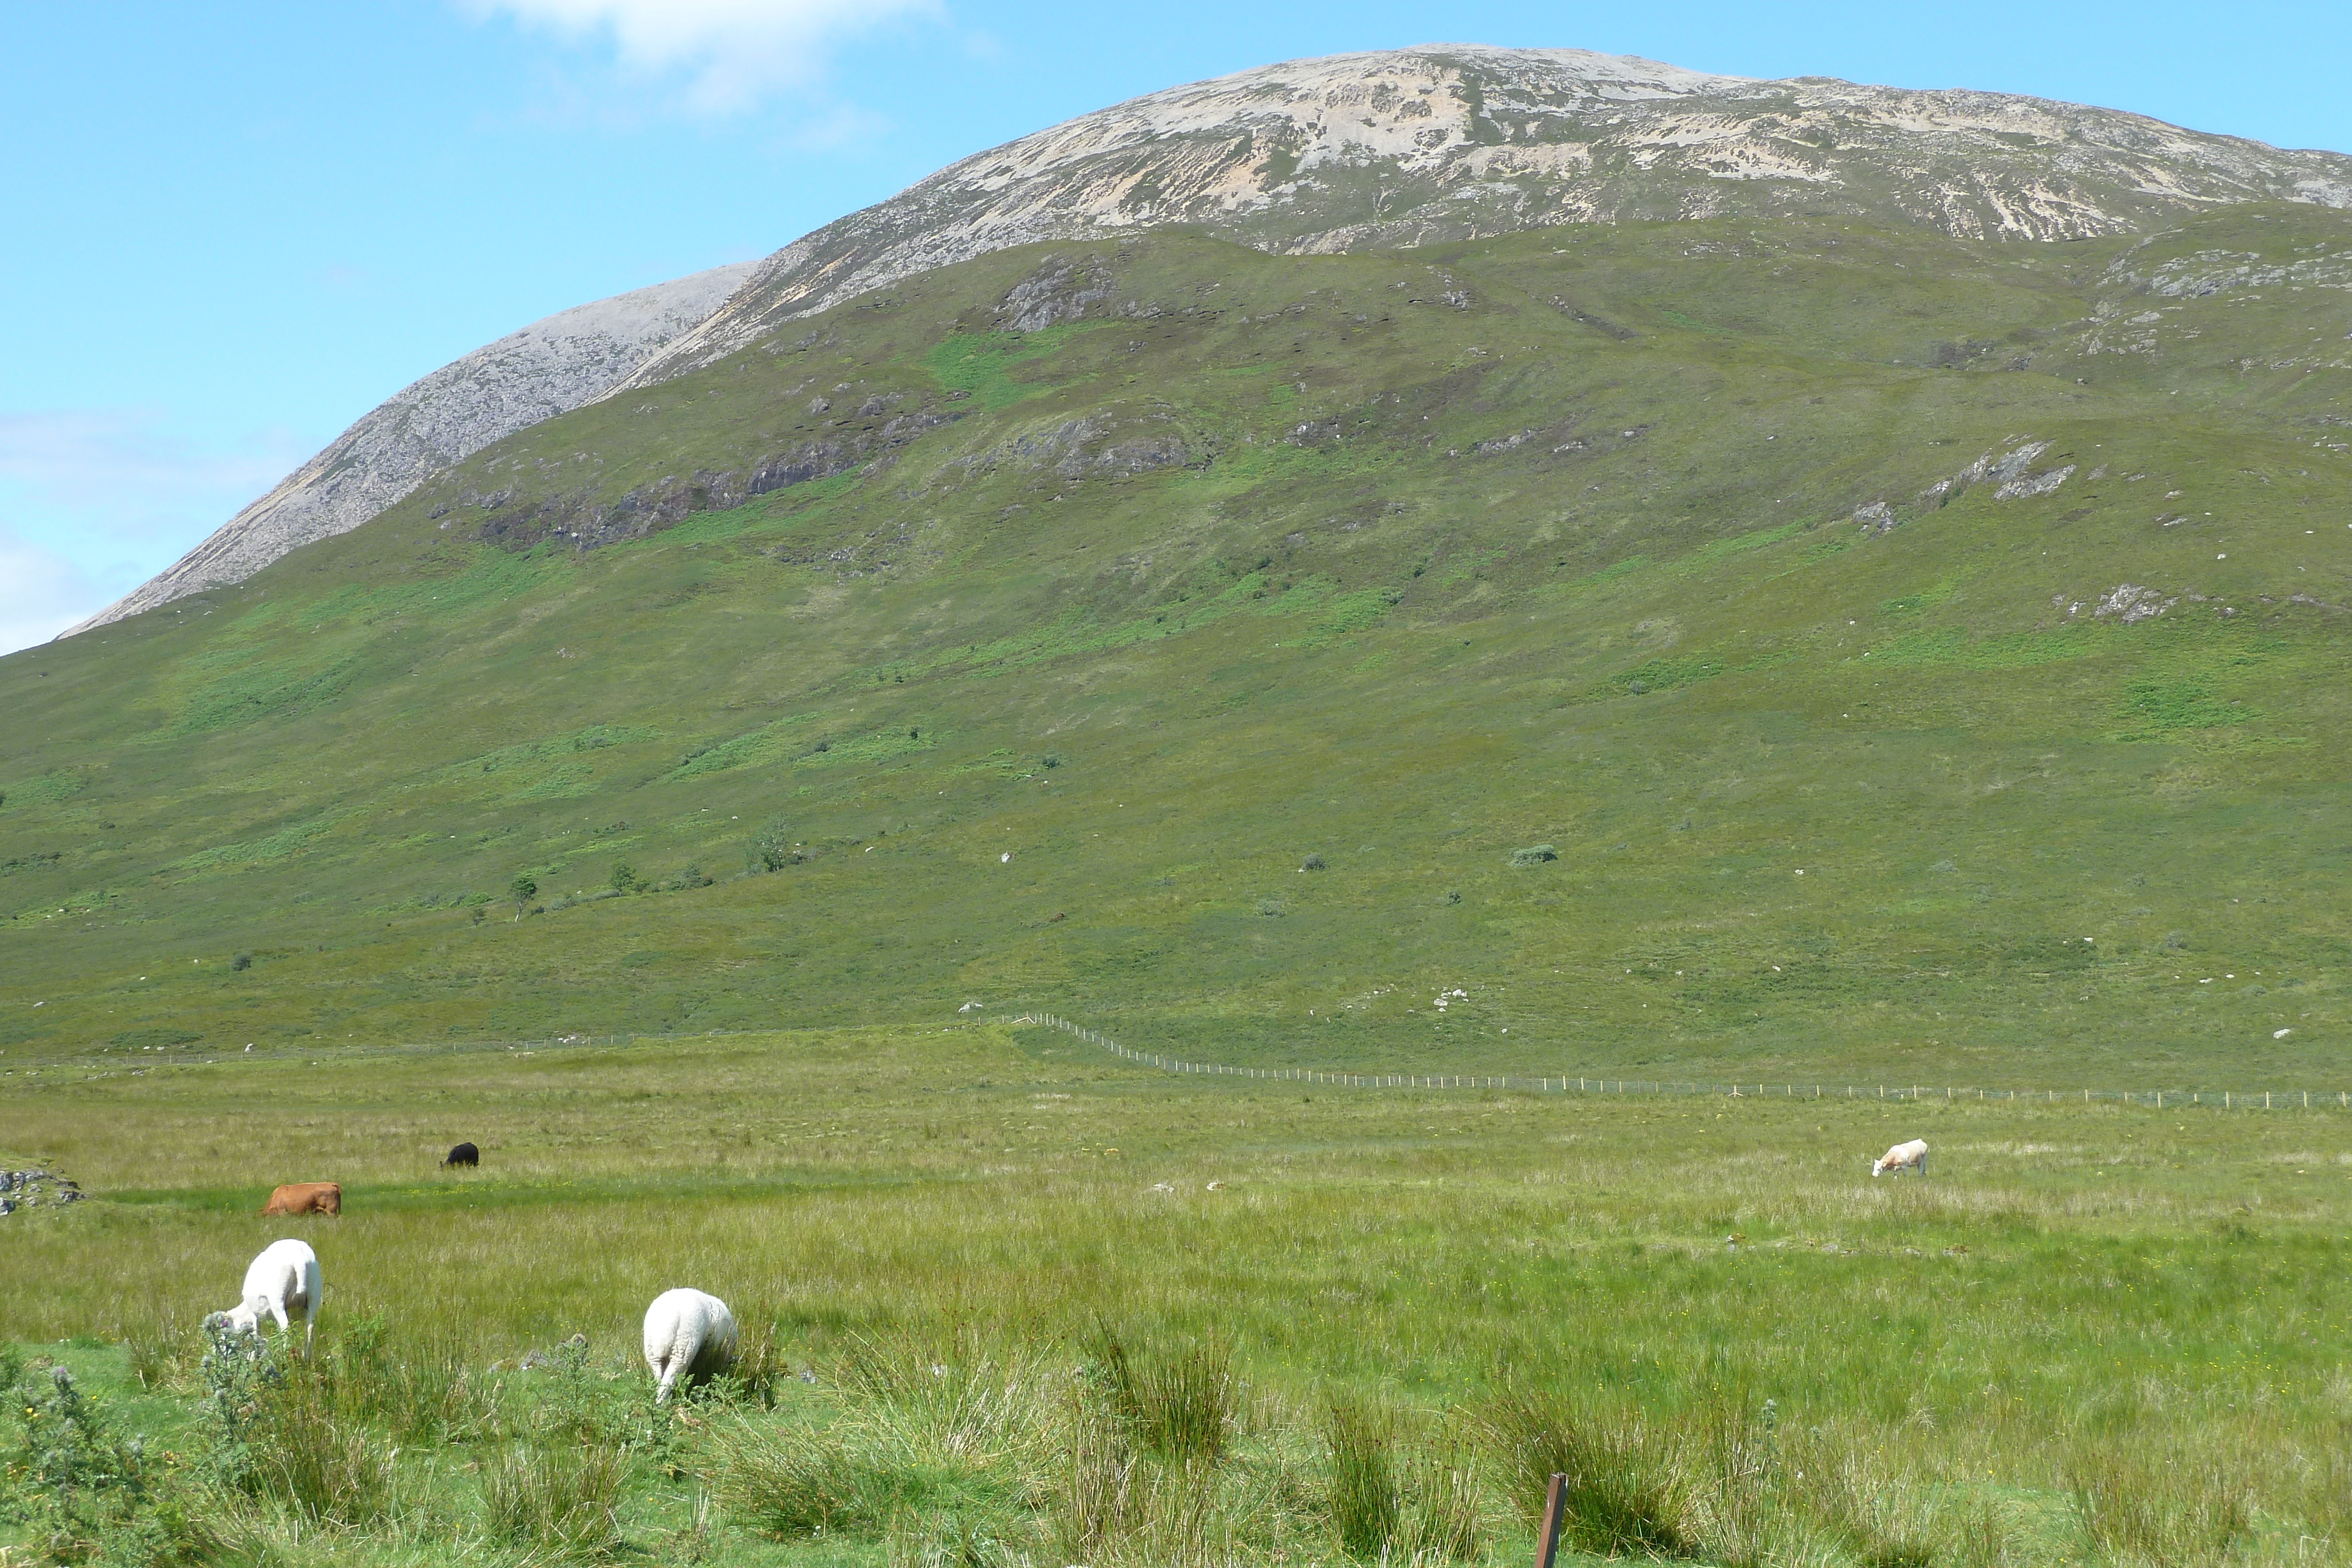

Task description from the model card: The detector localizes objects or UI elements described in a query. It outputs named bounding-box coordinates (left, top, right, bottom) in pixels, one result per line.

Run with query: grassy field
left=5, top=1023, right=2352, bottom=1564
left=2, top=206, right=2349, bottom=1086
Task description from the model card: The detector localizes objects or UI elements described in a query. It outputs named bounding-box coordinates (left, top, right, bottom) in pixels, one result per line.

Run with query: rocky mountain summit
left=66, top=261, right=756, bottom=636
left=633, top=43, right=2351, bottom=383
left=72, top=44, right=2350, bottom=636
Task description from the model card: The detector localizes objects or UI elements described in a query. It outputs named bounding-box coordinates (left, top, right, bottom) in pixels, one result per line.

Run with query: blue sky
left=4, top=0, right=2347, bottom=653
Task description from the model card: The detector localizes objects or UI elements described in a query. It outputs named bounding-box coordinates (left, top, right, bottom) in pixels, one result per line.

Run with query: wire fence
left=1015, top=1012, right=2349, bottom=1113
left=43, top=1014, right=2346, bottom=1116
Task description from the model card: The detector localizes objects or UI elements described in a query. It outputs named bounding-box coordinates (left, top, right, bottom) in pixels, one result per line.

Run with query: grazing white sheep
left=642, top=1288, right=737, bottom=1403
left=210, top=1238, right=322, bottom=1353
left=1872, top=1138, right=1930, bottom=1179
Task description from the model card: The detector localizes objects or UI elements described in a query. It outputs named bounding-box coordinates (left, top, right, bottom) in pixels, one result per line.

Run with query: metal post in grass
left=1535, top=1471, right=1569, bottom=1568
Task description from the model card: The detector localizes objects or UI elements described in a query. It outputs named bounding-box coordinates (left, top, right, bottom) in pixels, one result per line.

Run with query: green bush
left=1508, top=844, right=1558, bottom=867
left=753, top=820, right=795, bottom=872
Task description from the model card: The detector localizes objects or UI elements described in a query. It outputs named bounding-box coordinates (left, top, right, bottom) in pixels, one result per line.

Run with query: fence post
left=1535, top=1472, right=1569, bottom=1568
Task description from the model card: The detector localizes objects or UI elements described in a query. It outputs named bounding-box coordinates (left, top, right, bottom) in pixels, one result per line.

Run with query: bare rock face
left=625, top=43, right=2352, bottom=385
left=64, top=262, right=757, bottom=636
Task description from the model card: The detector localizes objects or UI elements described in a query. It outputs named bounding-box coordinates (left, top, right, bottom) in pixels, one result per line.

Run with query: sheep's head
left=1870, top=1159, right=1886, bottom=1177
left=215, top=1303, right=262, bottom=1336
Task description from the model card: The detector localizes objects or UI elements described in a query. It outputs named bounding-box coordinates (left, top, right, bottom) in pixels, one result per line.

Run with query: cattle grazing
left=1872, top=1139, right=1930, bottom=1179
left=642, top=1288, right=738, bottom=1403
left=209, top=1238, right=322, bottom=1353
left=262, top=1182, right=341, bottom=1216
left=444, top=1142, right=480, bottom=1168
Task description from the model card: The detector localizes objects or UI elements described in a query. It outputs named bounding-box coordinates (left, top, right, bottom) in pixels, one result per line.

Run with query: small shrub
left=1445, top=890, right=1462, bottom=905
left=1040, top=754, right=1060, bottom=770
left=122, top=1318, right=186, bottom=1394
left=229, top=952, right=252, bottom=972
left=509, top=873, right=538, bottom=917
left=1299, top=852, right=1326, bottom=871
left=482, top=1441, right=628, bottom=1556
left=324, top=1320, right=491, bottom=1445
left=753, top=820, right=795, bottom=872
left=610, top=861, right=639, bottom=894
left=1508, top=844, right=1559, bottom=867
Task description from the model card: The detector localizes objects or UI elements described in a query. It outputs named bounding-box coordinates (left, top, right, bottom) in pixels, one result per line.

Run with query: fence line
left=1013, top=1012, right=2347, bottom=1112
left=58, top=1017, right=2344, bottom=1116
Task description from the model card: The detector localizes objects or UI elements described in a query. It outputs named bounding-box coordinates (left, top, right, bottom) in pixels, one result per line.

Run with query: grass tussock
left=1325, top=1395, right=1487, bottom=1563
left=480, top=1440, right=629, bottom=1557
left=714, top=1339, right=1048, bottom=1543
left=1089, top=1325, right=1238, bottom=1466
left=2069, top=1442, right=2254, bottom=1568
left=1478, top=1382, right=1696, bottom=1557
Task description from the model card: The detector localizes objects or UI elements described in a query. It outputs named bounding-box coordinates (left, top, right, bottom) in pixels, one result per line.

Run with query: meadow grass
left=5, top=1023, right=2352, bottom=1563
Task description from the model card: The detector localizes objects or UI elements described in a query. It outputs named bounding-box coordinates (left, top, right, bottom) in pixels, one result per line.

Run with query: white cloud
left=0, top=408, right=306, bottom=650
left=0, top=529, right=100, bottom=657
left=473, top=0, right=937, bottom=113
left=0, top=410, right=298, bottom=536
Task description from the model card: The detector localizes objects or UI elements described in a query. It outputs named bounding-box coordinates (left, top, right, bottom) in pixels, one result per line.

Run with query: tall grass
left=2069, top=1442, right=2253, bottom=1567
left=480, top=1440, right=628, bottom=1557
left=244, top=1367, right=400, bottom=1528
left=1328, top=1393, right=1401, bottom=1559
left=715, top=1339, right=1048, bottom=1544
left=1476, top=1382, right=1695, bottom=1557
left=1089, top=1325, right=1237, bottom=1465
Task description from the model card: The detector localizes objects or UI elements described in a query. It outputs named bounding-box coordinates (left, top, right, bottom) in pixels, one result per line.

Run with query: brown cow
left=261, top=1182, right=341, bottom=1216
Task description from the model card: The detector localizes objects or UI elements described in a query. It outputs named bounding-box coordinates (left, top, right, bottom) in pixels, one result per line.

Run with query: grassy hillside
left=4, top=206, right=2350, bottom=1084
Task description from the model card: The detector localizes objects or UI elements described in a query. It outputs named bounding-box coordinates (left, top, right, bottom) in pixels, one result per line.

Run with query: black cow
left=443, top=1142, right=481, bottom=1168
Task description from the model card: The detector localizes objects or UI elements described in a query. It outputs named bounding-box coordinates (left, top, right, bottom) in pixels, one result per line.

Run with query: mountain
left=64, top=261, right=757, bottom=636
left=74, top=46, right=2352, bottom=633
left=5, top=51, right=2348, bottom=1086
left=632, top=44, right=2352, bottom=382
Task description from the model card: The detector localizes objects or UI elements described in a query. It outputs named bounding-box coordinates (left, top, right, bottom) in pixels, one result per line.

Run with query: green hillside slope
left=5, top=208, right=2349, bottom=1085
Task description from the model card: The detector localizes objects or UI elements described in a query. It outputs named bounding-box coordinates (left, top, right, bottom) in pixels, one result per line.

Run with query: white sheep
left=1872, top=1138, right=1929, bottom=1179
left=642, top=1288, right=738, bottom=1403
left=210, top=1238, right=322, bottom=1353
